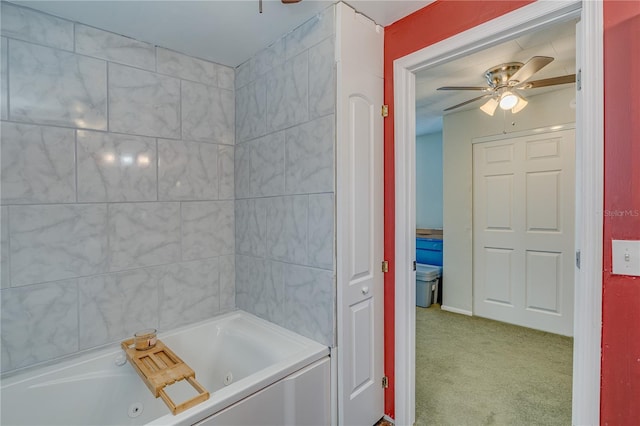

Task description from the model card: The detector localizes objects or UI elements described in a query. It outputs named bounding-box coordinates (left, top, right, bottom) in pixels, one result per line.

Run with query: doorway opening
left=392, top=2, right=603, bottom=425
left=412, top=18, right=577, bottom=423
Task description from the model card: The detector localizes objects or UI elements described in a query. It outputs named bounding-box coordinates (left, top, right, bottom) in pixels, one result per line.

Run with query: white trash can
left=416, top=263, right=441, bottom=308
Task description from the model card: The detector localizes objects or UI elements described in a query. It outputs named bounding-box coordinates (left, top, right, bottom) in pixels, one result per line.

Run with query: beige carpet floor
left=415, top=305, right=573, bottom=426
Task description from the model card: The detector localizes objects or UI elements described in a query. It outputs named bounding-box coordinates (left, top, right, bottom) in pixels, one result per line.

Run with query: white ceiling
left=415, top=19, right=577, bottom=135
left=12, top=0, right=431, bottom=67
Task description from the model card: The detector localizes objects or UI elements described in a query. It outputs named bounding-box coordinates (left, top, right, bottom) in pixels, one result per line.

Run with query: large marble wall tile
left=285, top=115, right=334, bottom=194
left=265, top=52, right=308, bottom=133
left=1, top=3, right=74, bottom=51
left=216, top=64, right=235, bottom=91
left=79, top=269, right=158, bottom=349
left=157, top=47, right=216, bottom=86
left=236, top=78, right=266, bottom=143
left=284, top=5, right=334, bottom=60
left=158, top=139, right=218, bottom=201
left=10, top=204, right=108, bottom=286
left=182, top=81, right=234, bottom=145
left=235, top=198, right=266, bottom=257
left=308, top=38, right=335, bottom=120
left=77, top=131, right=156, bottom=202
left=1, top=37, right=7, bottom=120
left=235, top=255, right=263, bottom=313
left=219, top=255, right=235, bottom=311
left=108, top=202, right=180, bottom=271
left=1, top=122, right=75, bottom=204
left=218, top=145, right=234, bottom=200
left=261, top=260, right=286, bottom=326
left=235, top=59, right=254, bottom=89
left=236, top=256, right=284, bottom=326
left=284, top=264, right=333, bottom=346
left=109, top=63, right=180, bottom=138
left=234, top=143, right=251, bottom=199
left=254, top=38, right=285, bottom=78
left=9, top=40, right=107, bottom=130
left=266, top=195, right=308, bottom=264
left=251, top=132, right=285, bottom=197
left=308, top=193, right=334, bottom=269
left=158, top=258, right=219, bottom=330
left=1, top=206, right=8, bottom=288
left=75, top=24, right=155, bottom=71
left=1, top=279, right=78, bottom=372
left=182, top=201, right=234, bottom=261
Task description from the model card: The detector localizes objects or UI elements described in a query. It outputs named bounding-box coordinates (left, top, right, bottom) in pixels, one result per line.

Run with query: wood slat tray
left=121, top=338, right=209, bottom=415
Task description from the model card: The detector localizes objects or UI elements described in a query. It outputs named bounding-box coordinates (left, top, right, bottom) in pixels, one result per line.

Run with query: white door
left=336, top=3, right=384, bottom=425
left=473, top=128, right=575, bottom=336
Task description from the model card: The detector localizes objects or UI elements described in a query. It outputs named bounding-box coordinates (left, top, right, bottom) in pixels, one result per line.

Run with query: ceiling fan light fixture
left=511, top=94, right=528, bottom=114
left=499, top=91, right=519, bottom=110
left=480, top=97, right=499, bottom=116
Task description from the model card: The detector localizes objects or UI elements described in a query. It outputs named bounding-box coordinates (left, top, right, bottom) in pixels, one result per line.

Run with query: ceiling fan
left=438, top=56, right=576, bottom=116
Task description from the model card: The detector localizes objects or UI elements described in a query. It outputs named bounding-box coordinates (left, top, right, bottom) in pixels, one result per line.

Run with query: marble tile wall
left=0, top=2, right=235, bottom=372
left=234, top=5, right=336, bottom=347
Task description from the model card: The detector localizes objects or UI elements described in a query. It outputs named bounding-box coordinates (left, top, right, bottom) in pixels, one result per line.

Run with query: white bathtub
left=0, top=310, right=331, bottom=426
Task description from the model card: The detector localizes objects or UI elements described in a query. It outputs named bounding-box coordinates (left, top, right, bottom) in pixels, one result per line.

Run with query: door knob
left=361, top=286, right=369, bottom=295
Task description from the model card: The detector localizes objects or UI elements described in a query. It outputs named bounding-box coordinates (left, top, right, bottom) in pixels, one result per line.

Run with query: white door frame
left=392, top=1, right=603, bottom=425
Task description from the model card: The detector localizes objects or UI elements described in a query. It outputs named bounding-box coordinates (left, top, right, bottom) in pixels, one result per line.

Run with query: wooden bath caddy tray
left=121, top=338, right=209, bottom=415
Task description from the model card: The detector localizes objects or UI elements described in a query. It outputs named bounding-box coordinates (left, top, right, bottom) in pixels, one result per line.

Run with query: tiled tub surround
left=234, top=5, right=337, bottom=347
left=0, top=2, right=235, bottom=372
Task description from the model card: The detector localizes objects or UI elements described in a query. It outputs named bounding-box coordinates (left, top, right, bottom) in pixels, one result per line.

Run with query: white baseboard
left=440, top=305, right=472, bottom=316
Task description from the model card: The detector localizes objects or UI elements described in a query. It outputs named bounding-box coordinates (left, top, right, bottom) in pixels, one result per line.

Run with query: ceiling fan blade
left=509, top=56, right=554, bottom=85
left=519, top=74, right=576, bottom=89
left=438, top=86, right=489, bottom=91
left=443, top=94, right=492, bottom=112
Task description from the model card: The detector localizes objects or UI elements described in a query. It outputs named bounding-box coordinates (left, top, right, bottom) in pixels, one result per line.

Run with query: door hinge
left=413, top=261, right=417, bottom=271
left=576, top=250, right=581, bottom=269
left=382, top=376, right=389, bottom=388
left=381, top=104, right=389, bottom=117
left=382, top=260, right=389, bottom=273
left=577, top=69, right=582, bottom=91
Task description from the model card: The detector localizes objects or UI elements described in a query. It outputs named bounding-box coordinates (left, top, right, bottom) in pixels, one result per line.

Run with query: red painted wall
left=601, top=1, right=640, bottom=424
left=382, top=1, right=532, bottom=417
left=383, top=0, right=640, bottom=422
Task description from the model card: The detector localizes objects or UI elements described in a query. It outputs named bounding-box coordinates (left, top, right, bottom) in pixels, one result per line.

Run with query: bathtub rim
left=1, top=309, right=326, bottom=381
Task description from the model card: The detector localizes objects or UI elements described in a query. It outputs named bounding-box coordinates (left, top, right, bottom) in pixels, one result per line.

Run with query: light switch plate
left=612, top=240, right=640, bottom=276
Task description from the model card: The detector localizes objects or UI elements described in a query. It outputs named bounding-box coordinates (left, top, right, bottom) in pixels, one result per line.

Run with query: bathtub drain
left=224, top=371, right=233, bottom=386
left=128, top=402, right=144, bottom=418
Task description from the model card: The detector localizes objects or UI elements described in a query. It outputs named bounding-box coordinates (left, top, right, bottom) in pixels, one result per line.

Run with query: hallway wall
left=601, top=0, right=640, bottom=422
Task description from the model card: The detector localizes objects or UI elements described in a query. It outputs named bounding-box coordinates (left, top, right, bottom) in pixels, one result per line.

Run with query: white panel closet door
left=336, top=3, right=384, bottom=425
left=473, top=128, right=575, bottom=336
